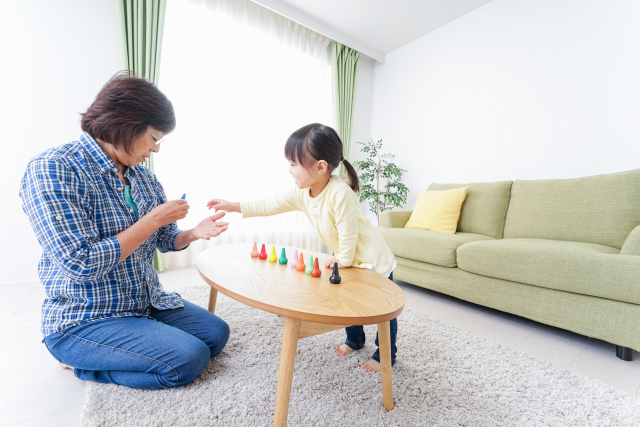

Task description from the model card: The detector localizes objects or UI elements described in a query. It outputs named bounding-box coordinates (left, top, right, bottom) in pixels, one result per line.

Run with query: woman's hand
left=191, top=212, right=229, bottom=240
left=324, top=257, right=348, bottom=269
left=174, top=211, right=230, bottom=249
left=148, top=199, right=189, bottom=227
left=206, top=199, right=241, bottom=213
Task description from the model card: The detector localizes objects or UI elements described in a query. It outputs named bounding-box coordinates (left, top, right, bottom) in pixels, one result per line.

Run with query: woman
left=19, top=72, right=230, bottom=389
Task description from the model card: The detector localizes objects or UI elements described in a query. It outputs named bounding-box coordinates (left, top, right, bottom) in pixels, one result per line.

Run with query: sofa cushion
left=428, top=181, right=513, bottom=239
left=621, top=225, right=640, bottom=256
left=378, top=227, right=495, bottom=267
left=503, top=168, right=640, bottom=249
left=404, top=187, right=468, bottom=234
left=457, top=238, right=640, bottom=305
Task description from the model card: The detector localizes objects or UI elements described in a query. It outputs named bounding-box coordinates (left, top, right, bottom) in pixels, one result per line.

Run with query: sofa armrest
left=621, top=225, right=640, bottom=256
left=379, top=209, right=413, bottom=228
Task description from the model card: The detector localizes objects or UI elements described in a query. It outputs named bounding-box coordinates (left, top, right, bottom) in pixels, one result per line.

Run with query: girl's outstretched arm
left=235, top=187, right=302, bottom=218
left=207, top=199, right=241, bottom=213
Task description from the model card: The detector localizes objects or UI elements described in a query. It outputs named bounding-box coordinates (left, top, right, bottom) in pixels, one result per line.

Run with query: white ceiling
left=253, top=0, right=495, bottom=62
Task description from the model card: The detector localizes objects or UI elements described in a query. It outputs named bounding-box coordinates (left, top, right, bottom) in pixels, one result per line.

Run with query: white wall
left=369, top=0, right=640, bottom=209
left=0, top=0, right=119, bottom=285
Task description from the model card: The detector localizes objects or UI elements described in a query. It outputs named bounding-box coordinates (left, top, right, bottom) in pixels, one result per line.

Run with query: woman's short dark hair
left=284, top=123, right=360, bottom=193
left=81, top=71, right=176, bottom=153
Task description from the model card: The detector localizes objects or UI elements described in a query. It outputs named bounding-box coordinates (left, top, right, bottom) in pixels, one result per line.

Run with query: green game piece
left=278, top=248, right=288, bottom=265
left=305, top=255, right=313, bottom=274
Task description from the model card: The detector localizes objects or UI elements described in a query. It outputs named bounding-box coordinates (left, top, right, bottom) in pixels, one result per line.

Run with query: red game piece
left=259, top=244, right=267, bottom=260
left=310, top=257, right=321, bottom=277
left=296, top=253, right=306, bottom=271
left=251, top=242, right=259, bottom=258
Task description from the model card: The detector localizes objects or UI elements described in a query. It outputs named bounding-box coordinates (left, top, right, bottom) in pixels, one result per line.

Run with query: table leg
left=274, top=317, right=301, bottom=427
left=207, top=288, right=218, bottom=314
left=377, top=320, right=394, bottom=411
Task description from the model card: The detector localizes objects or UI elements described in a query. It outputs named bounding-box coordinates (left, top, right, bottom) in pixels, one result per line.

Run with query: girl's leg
left=371, top=317, right=398, bottom=365
left=150, top=299, right=230, bottom=357
left=43, top=316, right=211, bottom=389
left=344, top=325, right=366, bottom=351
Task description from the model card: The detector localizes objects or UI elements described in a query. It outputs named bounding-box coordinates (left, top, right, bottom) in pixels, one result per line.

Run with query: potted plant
left=353, top=139, right=409, bottom=225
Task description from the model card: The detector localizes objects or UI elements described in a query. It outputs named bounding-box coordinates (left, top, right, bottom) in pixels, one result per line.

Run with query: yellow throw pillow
left=404, top=187, right=469, bottom=234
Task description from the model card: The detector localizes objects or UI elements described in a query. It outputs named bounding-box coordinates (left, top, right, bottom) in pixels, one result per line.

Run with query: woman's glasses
left=147, top=129, right=169, bottom=146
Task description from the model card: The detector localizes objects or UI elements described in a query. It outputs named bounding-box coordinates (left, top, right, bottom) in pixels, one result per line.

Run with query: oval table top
left=196, top=243, right=405, bottom=325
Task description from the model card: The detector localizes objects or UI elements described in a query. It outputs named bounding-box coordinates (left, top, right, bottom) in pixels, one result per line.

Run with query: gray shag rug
left=82, top=285, right=640, bottom=426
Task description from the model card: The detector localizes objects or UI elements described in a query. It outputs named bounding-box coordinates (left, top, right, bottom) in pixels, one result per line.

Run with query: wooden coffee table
left=196, top=243, right=405, bottom=427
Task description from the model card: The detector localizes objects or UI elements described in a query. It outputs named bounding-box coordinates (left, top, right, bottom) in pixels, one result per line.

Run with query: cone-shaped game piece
left=305, top=255, right=313, bottom=275
left=251, top=242, right=259, bottom=258
left=290, top=250, right=299, bottom=268
left=268, top=246, right=278, bottom=262
left=278, top=248, right=288, bottom=265
left=296, top=253, right=306, bottom=271
left=310, top=257, right=321, bottom=277
left=329, top=262, right=341, bottom=284
left=259, top=244, right=267, bottom=260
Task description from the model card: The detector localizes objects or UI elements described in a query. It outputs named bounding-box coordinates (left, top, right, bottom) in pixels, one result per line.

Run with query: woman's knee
left=209, top=317, right=230, bottom=357
left=163, top=338, right=211, bottom=388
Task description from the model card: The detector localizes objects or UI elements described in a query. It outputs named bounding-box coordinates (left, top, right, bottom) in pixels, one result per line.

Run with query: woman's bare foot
left=59, top=362, right=73, bottom=370
left=360, top=359, right=381, bottom=373
left=334, top=344, right=353, bottom=357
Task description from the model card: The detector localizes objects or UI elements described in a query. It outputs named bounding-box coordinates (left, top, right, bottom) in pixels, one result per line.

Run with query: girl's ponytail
left=341, top=158, right=360, bottom=193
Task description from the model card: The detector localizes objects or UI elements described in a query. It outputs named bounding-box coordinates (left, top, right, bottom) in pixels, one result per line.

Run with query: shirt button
left=129, top=208, right=134, bottom=213
left=56, top=215, right=62, bottom=220
left=117, top=187, right=123, bottom=191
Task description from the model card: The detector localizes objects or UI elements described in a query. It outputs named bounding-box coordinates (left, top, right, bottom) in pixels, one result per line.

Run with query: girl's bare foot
left=360, top=359, right=381, bottom=373
left=334, top=344, right=353, bottom=357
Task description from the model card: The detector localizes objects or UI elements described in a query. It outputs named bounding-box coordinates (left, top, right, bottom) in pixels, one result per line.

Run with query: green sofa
left=379, top=169, right=640, bottom=361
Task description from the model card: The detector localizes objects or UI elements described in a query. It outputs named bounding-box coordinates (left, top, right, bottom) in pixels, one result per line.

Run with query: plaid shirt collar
left=81, top=132, right=140, bottom=178
left=80, top=132, right=117, bottom=174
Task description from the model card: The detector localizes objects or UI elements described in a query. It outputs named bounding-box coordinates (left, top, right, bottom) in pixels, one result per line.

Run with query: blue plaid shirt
left=20, top=133, right=186, bottom=338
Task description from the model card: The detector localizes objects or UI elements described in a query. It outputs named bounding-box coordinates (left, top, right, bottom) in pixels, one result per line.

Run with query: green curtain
left=113, top=0, right=167, bottom=83
left=331, top=41, right=360, bottom=177
left=113, top=0, right=168, bottom=271
left=328, top=41, right=360, bottom=256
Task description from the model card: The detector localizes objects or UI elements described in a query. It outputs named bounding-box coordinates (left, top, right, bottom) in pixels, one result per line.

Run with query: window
left=157, top=0, right=332, bottom=267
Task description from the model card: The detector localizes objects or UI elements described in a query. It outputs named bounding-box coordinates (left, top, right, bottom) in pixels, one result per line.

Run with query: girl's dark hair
left=81, top=71, right=176, bottom=153
left=284, top=123, right=360, bottom=193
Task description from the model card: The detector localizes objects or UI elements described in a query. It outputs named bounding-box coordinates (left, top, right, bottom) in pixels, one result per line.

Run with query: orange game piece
left=268, top=246, right=277, bottom=262
left=259, top=244, right=267, bottom=260
left=251, top=242, right=259, bottom=257
left=296, top=253, right=306, bottom=271
left=310, top=257, right=321, bottom=277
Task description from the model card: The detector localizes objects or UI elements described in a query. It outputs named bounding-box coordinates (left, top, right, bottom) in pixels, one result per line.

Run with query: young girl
left=207, top=123, right=398, bottom=373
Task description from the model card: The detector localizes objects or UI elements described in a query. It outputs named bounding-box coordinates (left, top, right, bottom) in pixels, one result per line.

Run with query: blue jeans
left=43, top=300, right=230, bottom=389
left=344, top=271, right=397, bottom=364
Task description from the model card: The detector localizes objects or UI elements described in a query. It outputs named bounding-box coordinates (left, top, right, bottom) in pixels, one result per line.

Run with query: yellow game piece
left=268, top=246, right=278, bottom=262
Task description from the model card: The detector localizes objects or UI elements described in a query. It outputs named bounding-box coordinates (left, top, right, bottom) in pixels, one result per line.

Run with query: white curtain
left=157, top=0, right=332, bottom=268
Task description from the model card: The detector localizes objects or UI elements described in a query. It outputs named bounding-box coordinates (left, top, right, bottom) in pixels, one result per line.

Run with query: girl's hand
left=324, top=257, right=348, bottom=269
left=191, top=212, right=229, bottom=240
left=206, top=199, right=241, bottom=213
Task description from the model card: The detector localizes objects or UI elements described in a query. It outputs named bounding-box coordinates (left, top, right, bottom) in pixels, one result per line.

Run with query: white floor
left=1, top=266, right=639, bottom=426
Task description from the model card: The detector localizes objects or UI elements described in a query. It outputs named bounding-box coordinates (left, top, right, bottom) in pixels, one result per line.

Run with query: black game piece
left=329, top=262, right=341, bottom=284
